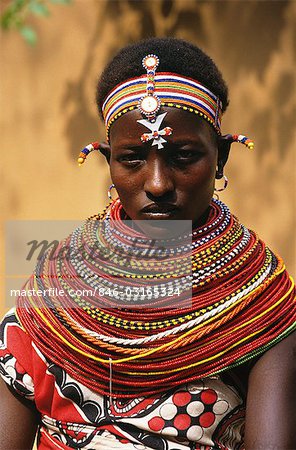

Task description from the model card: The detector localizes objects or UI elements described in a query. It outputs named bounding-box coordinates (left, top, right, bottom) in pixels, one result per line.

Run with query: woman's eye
left=174, top=150, right=201, bottom=161
left=119, top=153, right=143, bottom=165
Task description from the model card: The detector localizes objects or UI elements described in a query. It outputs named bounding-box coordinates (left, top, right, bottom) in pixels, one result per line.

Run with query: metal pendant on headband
left=137, top=112, right=173, bottom=150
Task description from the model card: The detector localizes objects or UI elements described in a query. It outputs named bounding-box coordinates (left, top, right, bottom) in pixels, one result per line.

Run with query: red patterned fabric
left=0, top=309, right=245, bottom=449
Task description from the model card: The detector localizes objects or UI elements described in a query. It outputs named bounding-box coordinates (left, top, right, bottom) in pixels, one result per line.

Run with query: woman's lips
left=140, top=203, right=179, bottom=219
left=142, top=212, right=177, bottom=219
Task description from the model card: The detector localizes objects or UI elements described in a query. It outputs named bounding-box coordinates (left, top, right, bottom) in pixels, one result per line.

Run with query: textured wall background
left=1, top=0, right=295, bottom=317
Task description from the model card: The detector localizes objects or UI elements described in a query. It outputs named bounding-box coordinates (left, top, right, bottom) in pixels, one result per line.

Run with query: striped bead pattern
left=102, top=73, right=223, bottom=139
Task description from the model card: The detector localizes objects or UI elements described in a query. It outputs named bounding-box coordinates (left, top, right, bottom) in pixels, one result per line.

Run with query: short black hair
left=96, top=37, right=229, bottom=119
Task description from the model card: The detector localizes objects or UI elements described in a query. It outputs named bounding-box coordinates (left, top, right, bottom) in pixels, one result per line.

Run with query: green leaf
left=1, top=0, right=72, bottom=43
left=28, top=1, right=50, bottom=16
left=1, top=11, right=14, bottom=29
left=0, top=0, right=26, bottom=29
left=49, top=0, right=72, bottom=4
left=20, top=25, right=37, bottom=45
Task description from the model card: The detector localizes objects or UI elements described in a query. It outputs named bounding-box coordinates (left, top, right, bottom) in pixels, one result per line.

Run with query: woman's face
left=109, top=107, right=219, bottom=226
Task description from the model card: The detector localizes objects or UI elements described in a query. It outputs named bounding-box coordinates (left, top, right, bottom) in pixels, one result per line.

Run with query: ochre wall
left=1, top=0, right=295, bottom=317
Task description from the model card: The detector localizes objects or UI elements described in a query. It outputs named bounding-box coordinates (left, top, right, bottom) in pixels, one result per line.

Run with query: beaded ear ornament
left=231, top=134, right=254, bottom=149
left=137, top=54, right=173, bottom=149
left=77, top=142, right=100, bottom=166
left=219, top=133, right=254, bottom=151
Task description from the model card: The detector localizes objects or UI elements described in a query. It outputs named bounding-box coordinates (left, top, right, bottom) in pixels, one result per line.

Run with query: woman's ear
left=99, top=142, right=111, bottom=164
left=216, top=134, right=233, bottom=179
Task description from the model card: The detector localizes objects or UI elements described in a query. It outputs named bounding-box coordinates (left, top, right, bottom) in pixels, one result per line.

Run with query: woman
left=0, top=38, right=295, bottom=450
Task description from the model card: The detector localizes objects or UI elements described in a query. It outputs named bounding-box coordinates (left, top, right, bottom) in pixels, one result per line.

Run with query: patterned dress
left=1, top=309, right=245, bottom=450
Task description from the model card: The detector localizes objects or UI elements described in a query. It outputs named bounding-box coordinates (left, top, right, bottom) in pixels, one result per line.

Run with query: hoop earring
left=214, top=175, right=228, bottom=192
left=108, top=184, right=118, bottom=201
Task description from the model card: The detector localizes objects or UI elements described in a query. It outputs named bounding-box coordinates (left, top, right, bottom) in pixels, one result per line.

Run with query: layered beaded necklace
left=17, top=199, right=296, bottom=399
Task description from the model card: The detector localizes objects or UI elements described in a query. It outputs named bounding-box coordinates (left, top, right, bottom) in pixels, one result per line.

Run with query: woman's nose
left=144, top=157, right=174, bottom=198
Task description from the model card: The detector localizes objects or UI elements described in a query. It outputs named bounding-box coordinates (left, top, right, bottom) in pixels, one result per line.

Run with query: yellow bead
left=78, top=157, right=84, bottom=165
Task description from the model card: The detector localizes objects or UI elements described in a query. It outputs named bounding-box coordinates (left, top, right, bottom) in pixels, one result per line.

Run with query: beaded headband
left=102, top=66, right=223, bottom=140
left=78, top=54, right=254, bottom=164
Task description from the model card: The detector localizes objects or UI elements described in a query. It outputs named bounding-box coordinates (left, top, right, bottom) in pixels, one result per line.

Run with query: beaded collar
left=17, top=199, right=296, bottom=399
